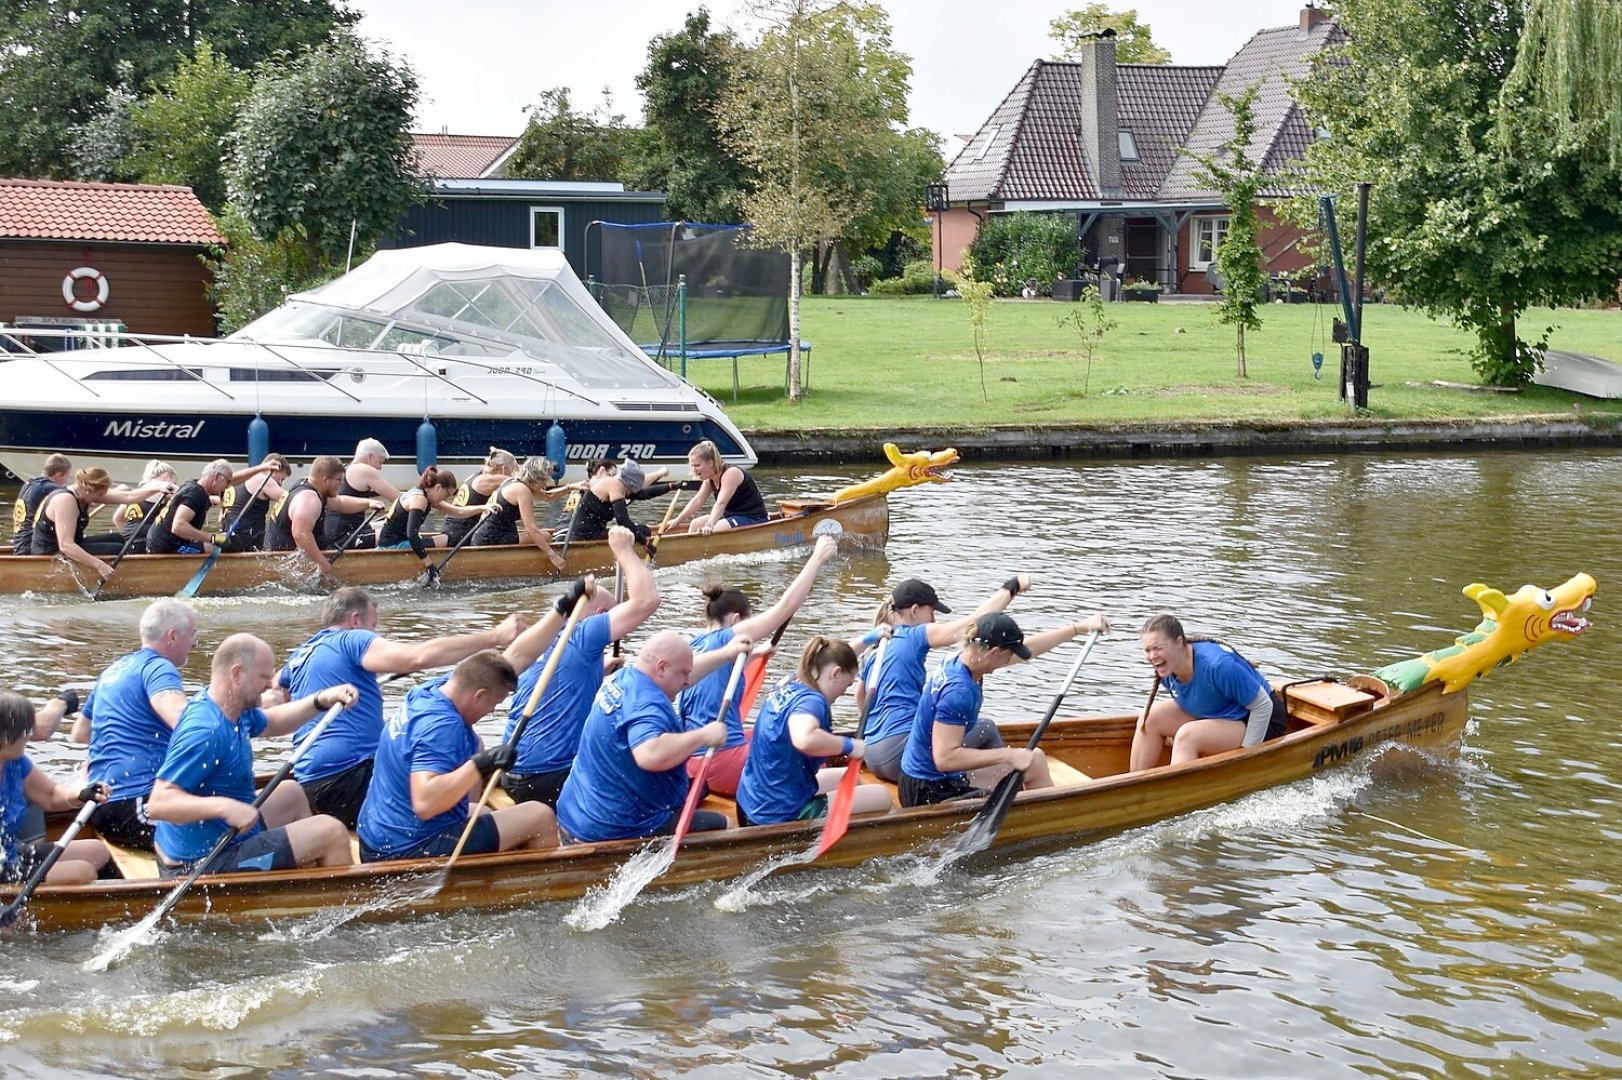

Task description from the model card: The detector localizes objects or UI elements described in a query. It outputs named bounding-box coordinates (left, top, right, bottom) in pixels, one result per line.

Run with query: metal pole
left=1352, top=182, right=1370, bottom=409
left=678, top=274, right=688, bottom=380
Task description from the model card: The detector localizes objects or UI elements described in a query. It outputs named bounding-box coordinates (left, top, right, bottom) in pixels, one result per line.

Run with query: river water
left=0, top=450, right=1616, bottom=1077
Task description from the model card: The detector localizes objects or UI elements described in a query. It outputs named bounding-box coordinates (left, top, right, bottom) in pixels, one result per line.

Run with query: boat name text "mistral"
left=104, top=419, right=207, bottom=439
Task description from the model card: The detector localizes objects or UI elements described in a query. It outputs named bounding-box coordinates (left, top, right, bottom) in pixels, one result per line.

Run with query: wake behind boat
left=0, top=244, right=755, bottom=486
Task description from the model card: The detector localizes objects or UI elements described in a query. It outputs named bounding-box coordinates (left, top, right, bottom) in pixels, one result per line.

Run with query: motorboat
left=0, top=244, right=756, bottom=485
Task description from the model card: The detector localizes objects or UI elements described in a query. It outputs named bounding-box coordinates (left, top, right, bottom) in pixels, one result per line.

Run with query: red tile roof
left=411, top=133, right=519, bottom=179
left=0, top=178, right=224, bottom=246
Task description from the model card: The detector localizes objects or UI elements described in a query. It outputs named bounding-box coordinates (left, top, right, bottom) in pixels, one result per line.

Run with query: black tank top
left=377, top=489, right=423, bottom=548
left=568, top=487, right=617, bottom=542
left=469, top=483, right=523, bottom=546
left=720, top=467, right=768, bottom=522
left=31, top=489, right=86, bottom=555
left=324, top=470, right=377, bottom=545
left=118, top=495, right=162, bottom=542
left=220, top=480, right=271, bottom=540
left=265, top=480, right=326, bottom=551
left=12, top=476, right=63, bottom=554
left=441, top=475, right=504, bottom=546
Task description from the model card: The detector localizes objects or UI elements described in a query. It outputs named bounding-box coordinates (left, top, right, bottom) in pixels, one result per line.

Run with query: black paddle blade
left=956, top=768, right=1025, bottom=854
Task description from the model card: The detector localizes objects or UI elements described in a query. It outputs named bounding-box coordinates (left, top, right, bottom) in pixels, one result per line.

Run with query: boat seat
left=348, top=834, right=362, bottom=864
left=105, top=841, right=159, bottom=881
left=487, top=785, right=516, bottom=811
left=1047, top=760, right=1093, bottom=787
left=1279, top=679, right=1377, bottom=726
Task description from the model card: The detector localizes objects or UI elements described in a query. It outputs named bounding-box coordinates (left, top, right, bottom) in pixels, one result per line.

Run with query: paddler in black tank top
left=565, top=457, right=682, bottom=544
left=468, top=457, right=571, bottom=569
left=33, top=467, right=173, bottom=583
left=264, top=455, right=383, bottom=577
left=218, top=453, right=291, bottom=551
left=112, top=460, right=177, bottom=548
left=440, top=447, right=517, bottom=548
left=377, top=466, right=495, bottom=570
left=10, top=453, right=72, bottom=555
left=323, top=438, right=402, bottom=550
left=667, top=439, right=770, bottom=535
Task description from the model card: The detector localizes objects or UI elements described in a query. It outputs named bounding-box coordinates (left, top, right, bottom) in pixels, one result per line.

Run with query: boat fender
left=247, top=414, right=270, bottom=466
left=62, top=266, right=109, bottom=313
left=546, top=420, right=566, bottom=480
left=416, top=417, right=439, bottom=470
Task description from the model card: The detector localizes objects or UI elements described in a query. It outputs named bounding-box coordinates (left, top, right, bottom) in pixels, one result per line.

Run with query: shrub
left=850, top=254, right=884, bottom=292
left=869, top=259, right=956, bottom=295
left=965, top=212, right=1080, bottom=297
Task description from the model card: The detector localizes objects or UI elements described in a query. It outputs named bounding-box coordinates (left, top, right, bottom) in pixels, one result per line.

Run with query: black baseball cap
left=892, top=578, right=950, bottom=613
left=972, top=613, right=1031, bottom=658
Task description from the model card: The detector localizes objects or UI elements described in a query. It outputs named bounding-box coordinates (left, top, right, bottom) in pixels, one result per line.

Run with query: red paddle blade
left=671, top=750, right=713, bottom=850
left=736, top=652, right=772, bottom=723
left=813, top=759, right=862, bottom=857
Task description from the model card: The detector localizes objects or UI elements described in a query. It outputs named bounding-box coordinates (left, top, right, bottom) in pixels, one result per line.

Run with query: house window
left=1191, top=215, right=1230, bottom=270
left=530, top=206, right=563, bottom=250
left=1118, top=129, right=1139, bottom=162
left=968, top=125, right=1001, bottom=163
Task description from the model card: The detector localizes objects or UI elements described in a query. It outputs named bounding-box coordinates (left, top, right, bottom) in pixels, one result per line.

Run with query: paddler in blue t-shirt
left=0, top=691, right=110, bottom=886
left=146, top=634, right=359, bottom=876
left=555, top=630, right=753, bottom=843
left=861, top=573, right=1034, bottom=782
left=1130, top=614, right=1284, bottom=770
left=501, top=526, right=659, bottom=808
left=274, top=587, right=525, bottom=827
left=357, top=651, right=557, bottom=861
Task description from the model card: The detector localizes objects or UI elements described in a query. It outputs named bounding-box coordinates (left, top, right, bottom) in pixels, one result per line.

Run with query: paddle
left=422, top=501, right=493, bottom=586
left=670, top=651, right=750, bottom=851
left=326, top=506, right=384, bottom=567
left=92, top=488, right=173, bottom=600
left=956, top=630, right=1100, bottom=855
left=610, top=567, right=624, bottom=659
left=435, top=585, right=594, bottom=887
left=0, top=791, right=101, bottom=928
left=556, top=490, right=585, bottom=565
left=737, top=617, right=794, bottom=728
left=90, top=700, right=345, bottom=962
left=644, top=486, right=683, bottom=568
left=177, top=470, right=276, bottom=599
left=813, top=636, right=888, bottom=858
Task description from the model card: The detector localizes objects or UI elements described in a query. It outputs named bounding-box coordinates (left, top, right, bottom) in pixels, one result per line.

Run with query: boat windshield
left=230, top=303, right=505, bottom=358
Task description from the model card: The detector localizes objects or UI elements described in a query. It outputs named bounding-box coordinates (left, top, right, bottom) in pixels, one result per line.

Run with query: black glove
left=680, top=478, right=702, bottom=491
left=54, top=688, right=80, bottom=715
left=421, top=563, right=440, bottom=586
left=554, top=577, right=591, bottom=616
left=472, top=743, right=516, bottom=778
left=1003, top=576, right=1023, bottom=597
left=631, top=522, right=651, bottom=545
left=77, top=781, right=108, bottom=806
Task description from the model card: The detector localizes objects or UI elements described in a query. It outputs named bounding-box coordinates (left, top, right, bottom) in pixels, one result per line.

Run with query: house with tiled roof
left=0, top=178, right=223, bottom=339
left=410, top=131, right=519, bottom=179
left=938, top=5, right=1341, bottom=295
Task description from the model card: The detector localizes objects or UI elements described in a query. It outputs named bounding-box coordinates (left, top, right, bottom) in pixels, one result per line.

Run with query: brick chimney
left=1301, top=3, right=1331, bottom=31
left=1077, top=30, right=1122, bottom=199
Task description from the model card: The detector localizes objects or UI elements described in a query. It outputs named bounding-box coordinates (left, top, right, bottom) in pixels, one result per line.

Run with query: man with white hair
left=76, top=598, right=199, bottom=849
left=146, top=458, right=274, bottom=555
left=554, top=629, right=751, bottom=843
left=324, top=438, right=402, bottom=549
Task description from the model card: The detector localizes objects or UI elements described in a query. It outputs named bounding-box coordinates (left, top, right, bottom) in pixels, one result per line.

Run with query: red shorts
left=686, top=738, right=751, bottom=797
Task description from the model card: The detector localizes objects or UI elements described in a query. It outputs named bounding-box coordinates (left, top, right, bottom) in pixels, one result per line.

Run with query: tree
left=628, top=9, right=752, bottom=222
left=718, top=0, right=914, bottom=400
left=1058, top=285, right=1117, bottom=397
left=957, top=258, right=994, bottom=401
left=126, top=40, right=253, bottom=210
left=1195, top=88, right=1266, bottom=378
left=226, top=33, right=422, bottom=272
left=1049, top=4, right=1172, bottom=64
left=68, top=79, right=140, bottom=183
left=507, top=87, right=634, bottom=182
left=817, top=125, right=942, bottom=294
left=1296, top=0, right=1622, bottom=386
left=1501, top=0, right=1622, bottom=169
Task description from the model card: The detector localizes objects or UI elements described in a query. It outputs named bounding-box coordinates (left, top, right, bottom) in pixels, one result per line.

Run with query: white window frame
left=530, top=206, right=564, bottom=250
left=1118, top=129, right=1139, bottom=162
left=1190, top=215, right=1230, bottom=271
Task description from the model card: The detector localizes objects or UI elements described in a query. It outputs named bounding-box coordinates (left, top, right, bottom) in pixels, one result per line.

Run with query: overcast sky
left=347, top=1, right=1318, bottom=153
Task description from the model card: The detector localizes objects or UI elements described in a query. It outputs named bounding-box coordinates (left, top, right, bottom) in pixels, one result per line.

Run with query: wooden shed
left=0, top=178, right=223, bottom=341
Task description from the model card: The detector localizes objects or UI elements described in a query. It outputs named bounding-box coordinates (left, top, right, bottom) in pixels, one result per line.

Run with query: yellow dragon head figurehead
left=831, top=444, right=960, bottom=504
left=1373, top=573, right=1596, bottom=694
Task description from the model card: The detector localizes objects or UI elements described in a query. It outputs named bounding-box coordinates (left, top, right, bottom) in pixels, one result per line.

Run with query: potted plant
left=1122, top=279, right=1162, bottom=303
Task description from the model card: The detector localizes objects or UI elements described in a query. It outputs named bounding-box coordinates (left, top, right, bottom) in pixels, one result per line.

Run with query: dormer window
left=1118, top=129, right=1140, bottom=162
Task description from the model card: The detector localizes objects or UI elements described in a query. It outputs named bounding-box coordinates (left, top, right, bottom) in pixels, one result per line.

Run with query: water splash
left=713, top=844, right=820, bottom=912
left=563, top=842, right=675, bottom=931
left=82, top=907, right=168, bottom=973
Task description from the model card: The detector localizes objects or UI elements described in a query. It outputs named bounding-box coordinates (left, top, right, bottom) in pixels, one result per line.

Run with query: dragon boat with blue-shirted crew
left=2, top=573, right=1593, bottom=934
left=0, top=445, right=959, bottom=598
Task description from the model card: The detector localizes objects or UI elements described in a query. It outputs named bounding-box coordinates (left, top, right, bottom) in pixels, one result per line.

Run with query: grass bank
left=680, top=296, right=1622, bottom=434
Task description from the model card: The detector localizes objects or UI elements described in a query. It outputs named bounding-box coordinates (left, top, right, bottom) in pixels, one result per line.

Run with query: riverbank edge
left=748, top=415, right=1622, bottom=466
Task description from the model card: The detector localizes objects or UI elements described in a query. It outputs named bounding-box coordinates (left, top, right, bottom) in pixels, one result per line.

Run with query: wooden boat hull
left=0, top=494, right=889, bottom=598
left=2, top=681, right=1467, bottom=934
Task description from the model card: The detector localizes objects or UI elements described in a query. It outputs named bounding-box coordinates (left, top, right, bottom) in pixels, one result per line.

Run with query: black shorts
left=1266, top=692, right=1289, bottom=740
left=223, top=527, right=264, bottom=553
left=92, top=796, right=156, bottom=849
left=503, top=768, right=571, bottom=809
left=158, top=825, right=296, bottom=878
left=301, top=759, right=375, bottom=828
left=898, top=772, right=989, bottom=808
left=359, top=814, right=500, bottom=862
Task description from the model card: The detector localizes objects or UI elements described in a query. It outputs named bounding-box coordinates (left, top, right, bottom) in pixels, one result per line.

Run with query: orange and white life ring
left=62, top=266, right=110, bottom=313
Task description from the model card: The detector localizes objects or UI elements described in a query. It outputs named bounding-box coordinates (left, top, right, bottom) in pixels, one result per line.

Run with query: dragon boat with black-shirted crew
left=0, top=445, right=959, bottom=599
left=2, top=572, right=1593, bottom=935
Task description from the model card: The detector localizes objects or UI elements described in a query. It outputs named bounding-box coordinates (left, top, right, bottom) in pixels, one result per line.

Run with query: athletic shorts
left=863, top=733, right=908, bottom=782
left=360, top=814, right=499, bottom=862
left=723, top=514, right=769, bottom=529
left=503, top=768, right=571, bottom=809
left=158, top=824, right=296, bottom=878
left=92, top=796, right=156, bottom=850
left=301, top=759, right=375, bottom=828
left=737, top=794, right=827, bottom=828
left=685, top=740, right=750, bottom=798
left=898, top=772, right=988, bottom=808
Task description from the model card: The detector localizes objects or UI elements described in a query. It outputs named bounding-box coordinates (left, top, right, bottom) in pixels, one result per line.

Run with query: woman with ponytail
left=440, top=448, right=517, bottom=548
left=735, top=636, right=893, bottom=826
left=469, top=457, right=572, bottom=568
left=377, top=466, right=495, bottom=571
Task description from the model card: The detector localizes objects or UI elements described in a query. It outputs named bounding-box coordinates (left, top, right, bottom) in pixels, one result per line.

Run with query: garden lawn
left=680, top=295, right=1622, bottom=433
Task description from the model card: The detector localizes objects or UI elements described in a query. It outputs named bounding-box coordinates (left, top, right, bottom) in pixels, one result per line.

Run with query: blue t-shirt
left=279, top=627, right=382, bottom=783
left=1, top=755, right=35, bottom=865
left=153, top=691, right=270, bottom=863
left=864, top=623, right=933, bottom=743
left=556, top=666, right=688, bottom=842
left=901, top=654, right=983, bottom=782
left=506, top=611, right=613, bottom=773
left=357, top=678, right=479, bottom=857
left=85, top=647, right=185, bottom=800
left=676, top=626, right=748, bottom=749
left=1161, top=641, right=1270, bottom=721
left=736, top=679, right=832, bottom=825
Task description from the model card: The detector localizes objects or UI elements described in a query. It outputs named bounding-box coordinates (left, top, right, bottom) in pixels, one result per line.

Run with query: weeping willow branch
left=1500, top=0, right=1622, bottom=167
